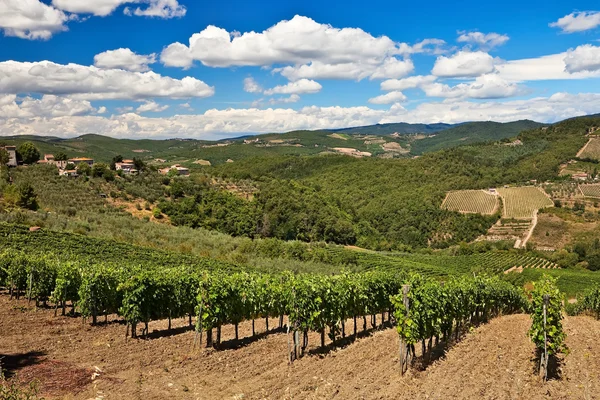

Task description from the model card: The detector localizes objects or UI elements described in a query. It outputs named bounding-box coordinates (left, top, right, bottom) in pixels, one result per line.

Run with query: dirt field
left=1, top=295, right=600, bottom=399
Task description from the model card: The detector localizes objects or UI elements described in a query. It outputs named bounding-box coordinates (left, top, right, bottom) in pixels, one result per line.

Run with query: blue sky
left=1, top=0, right=600, bottom=139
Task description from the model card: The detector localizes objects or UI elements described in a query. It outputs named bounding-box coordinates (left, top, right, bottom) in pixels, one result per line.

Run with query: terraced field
left=498, top=187, right=553, bottom=218
left=442, top=190, right=499, bottom=214
left=578, top=137, right=600, bottom=159
left=580, top=183, right=600, bottom=198
left=327, top=247, right=558, bottom=279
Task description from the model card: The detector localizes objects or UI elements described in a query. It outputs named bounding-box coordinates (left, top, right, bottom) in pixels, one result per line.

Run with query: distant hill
left=330, top=122, right=455, bottom=135
left=0, top=119, right=545, bottom=164
left=409, top=120, right=545, bottom=155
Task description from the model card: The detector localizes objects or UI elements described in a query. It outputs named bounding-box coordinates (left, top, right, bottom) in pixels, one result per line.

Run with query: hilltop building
left=159, top=164, right=190, bottom=176
left=68, top=157, right=94, bottom=166
left=2, top=146, right=17, bottom=167
left=115, top=159, right=137, bottom=174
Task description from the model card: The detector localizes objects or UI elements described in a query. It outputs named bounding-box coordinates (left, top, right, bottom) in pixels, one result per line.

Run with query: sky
left=2, top=0, right=600, bottom=139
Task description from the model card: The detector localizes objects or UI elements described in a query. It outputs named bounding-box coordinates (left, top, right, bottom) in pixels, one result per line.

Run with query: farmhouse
left=115, top=159, right=137, bottom=174
left=159, top=164, right=190, bottom=176
left=572, top=173, right=588, bottom=181
left=59, top=169, right=78, bottom=177
left=39, top=154, right=67, bottom=169
left=2, top=145, right=17, bottom=167
left=69, top=157, right=94, bottom=166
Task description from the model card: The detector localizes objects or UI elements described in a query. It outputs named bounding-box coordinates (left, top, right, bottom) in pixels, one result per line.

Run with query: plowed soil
left=1, top=295, right=600, bottom=399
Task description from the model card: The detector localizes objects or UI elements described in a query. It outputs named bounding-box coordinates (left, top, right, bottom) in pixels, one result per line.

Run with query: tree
left=133, top=157, right=146, bottom=172
left=91, top=163, right=109, bottom=178
left=16, top=182, right=38, bottom=210
left=0, top=148, right=9, bottom=167
left=110, top=155, right=123, bottom=170
left=77, top=162, right=91, bottom=176
left=55, top=151, right=68, bottom=161
left=16, top=142, right=40, bottom=164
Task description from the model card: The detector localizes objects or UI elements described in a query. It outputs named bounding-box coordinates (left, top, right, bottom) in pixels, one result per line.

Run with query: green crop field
left=442, top=190, right=499, bottom=215
left=580, top=183, right=600, bottom=198
left=578, top=137, right=600, bottom=160
left=498, top=187, right=554, bottom=219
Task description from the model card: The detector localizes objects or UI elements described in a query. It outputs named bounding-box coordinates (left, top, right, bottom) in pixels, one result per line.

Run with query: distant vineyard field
left=578, top=137, right=600, bottom=160
left=580, top=183, right=600, bottom=198
left=442, top=190, right=499, bottom=215
left=498, top=187, right=553, bottom=219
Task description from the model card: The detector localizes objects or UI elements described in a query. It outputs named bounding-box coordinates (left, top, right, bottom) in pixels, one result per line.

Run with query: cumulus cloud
left=368, top=91, right=407, bottom=104
left=0, top=60, right=214, bottom=100
left=123, top=0, right=186, bottom=18
left=243, top=77, right=262, bottom=93
left=496, top=52, right=600, bottom=81
left=0, top=94, right=96, bottom=118
left=263, top=79, right=322, bottom=95
left=94, top=48, right=157, bottom=72
left=0, top=0, right=69, bottom=40
left=421, top=74, right=524, bottom=99
left=432, top=51, right=495, bottom=78
left=3, top=93, right=600, bottom=139
left=52, top=0, right=185, bottom=18
left=550, top=11, right=600, bottom=33
left=136, top=100, right=168, bottom=113
left=160, top=15, right=419, bottom=81
left=269, top=94, right=300, bottom=105
left=457, top=31, right=509, bottom=50
left=380, top=75, right=437, bottom=91
left=564, top=44, right=600, bottom=73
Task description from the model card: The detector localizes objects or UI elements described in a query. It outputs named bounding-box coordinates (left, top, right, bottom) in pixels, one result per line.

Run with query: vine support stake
left=400, top=284, right=410, bottom=375
left=541, top=294, right=549, bottom=382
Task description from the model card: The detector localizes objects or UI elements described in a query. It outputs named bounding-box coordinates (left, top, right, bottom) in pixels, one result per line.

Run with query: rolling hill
left=0, top=119, right=544, bottom=164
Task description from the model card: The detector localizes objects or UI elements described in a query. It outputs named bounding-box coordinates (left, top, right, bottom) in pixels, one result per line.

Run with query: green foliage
left=77, top=162, right=91, bottom=176
left=16, top=142, right=40, bottom=164
left=528, top=276, right=567, bottom=356
left=15, top=183, right=38, bottom=210
left=54, top=152, right=68, bottom=162
left=567, top=285, right=600, bottom=319
left=0, top=372, right=43, bottom=400
left=392, top=275, right=527, bottom=345
left=0, top=148, right=9, bottom=166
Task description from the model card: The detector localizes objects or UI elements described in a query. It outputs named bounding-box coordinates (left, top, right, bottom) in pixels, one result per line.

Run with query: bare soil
left=1, top=296, right=600, bottom=399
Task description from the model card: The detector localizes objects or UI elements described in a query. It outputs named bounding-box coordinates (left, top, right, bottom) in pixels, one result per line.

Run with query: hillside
left=410, top=120, right=545, bottom=155
left=0, top=120, right=544, bottom=165
left=330, top=121, right=455, bottom=135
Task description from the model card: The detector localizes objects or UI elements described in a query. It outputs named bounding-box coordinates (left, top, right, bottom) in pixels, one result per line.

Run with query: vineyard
left=579, top=183, right=600, bottom=198
left=578, top=137, right=600, bottom=159
left=441, top=190, right=499, bottom=215
left=498, top=187, right=554, bottom=219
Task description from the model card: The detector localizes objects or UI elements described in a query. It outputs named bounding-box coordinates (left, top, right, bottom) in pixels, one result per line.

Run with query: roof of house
left=69, top=157, right=93, bottom=161
left=4, top=145, right=16, bottom=150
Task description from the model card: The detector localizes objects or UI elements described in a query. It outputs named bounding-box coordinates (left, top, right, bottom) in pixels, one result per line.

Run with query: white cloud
left=269, top=94, right=300, bottom=105
left=124, top=0, right=186, bottom=18
left=52, top=0, right=185, bottom=18
left=136, top=100, right=168, bottom=113
left=179, top=102, right=192, bottom=110
left=368, top=91, right=407, bottom=104
left=0, top=60, right=214, bottom=100
left=160, top=15, right=418, bottom=81
left=409, top=39, right=449, bottom=55
left=457, top=31, right=509, bottom=50
left=161, top=16, right=402, bottom=68
left=263, top=79, right=322, bottom=95
left=0, top=94, right=96, bottom=118
left=496, top=52, right=600, bottom=81
left=380, top=75, right=437, bottom=91
left=243, top=77, right=262, bottom=93
left=564, top=44, right=600, bottom=73
left=97, top=106, right=107, bottom=114
left=94, top=48, right=157, bottom=72
left=3, top=93, right=600, bottom=139
left=432, top=51, right=495, bottom=78
left=550, top=11, right=600, bottom=33
left=0, top=0, right=69, bottom=40
left=421, top=74, right=523, bottom=99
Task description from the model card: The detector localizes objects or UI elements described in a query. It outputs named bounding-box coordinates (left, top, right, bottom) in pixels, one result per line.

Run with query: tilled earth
left=1, top=295, right=600, bottom=399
